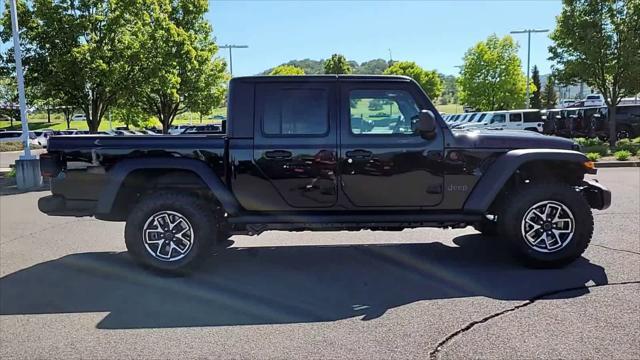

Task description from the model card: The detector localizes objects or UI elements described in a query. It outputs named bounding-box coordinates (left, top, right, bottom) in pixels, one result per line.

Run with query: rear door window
left=261, top=88, right=329, bottom=136
left=509, top=113, right=523, bottom=122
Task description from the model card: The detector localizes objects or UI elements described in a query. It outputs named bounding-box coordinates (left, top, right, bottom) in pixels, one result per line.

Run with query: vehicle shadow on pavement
left=0, top=234, right=608, bottom=329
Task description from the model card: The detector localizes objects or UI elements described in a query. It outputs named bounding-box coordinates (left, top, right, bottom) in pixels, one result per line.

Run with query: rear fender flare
left=463, top=149, right=588, bottom=213
left=95, top=158, right=241, bottom=216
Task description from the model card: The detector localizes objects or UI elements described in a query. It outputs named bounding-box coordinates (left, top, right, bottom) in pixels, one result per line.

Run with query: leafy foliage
left=129, top=0, right=227, bottom=133
left=269, top=65, right=305, bottom=75
left=585, top=152, right=601, bottom=161
left=614, top=150, right=631, bottom=160
left=458, top=34, right=529, bottom=111
left=1, top=0, right=143, bottom=132
left=530, top=65, right=542, bottom=109
left=383, top=61, right=443, bottom=99
left=549, top=0, right=640, bottom=146
left=323, top=54, right=352, bottom=74
left=615, top=138, right=640, bottom=154
left=542, top=75, right=558, bottom=108
left=354, top=59, right=390, bottom=74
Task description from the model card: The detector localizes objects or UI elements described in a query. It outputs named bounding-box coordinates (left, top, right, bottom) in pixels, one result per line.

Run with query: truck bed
left=47, top=134, right=227, bottom=164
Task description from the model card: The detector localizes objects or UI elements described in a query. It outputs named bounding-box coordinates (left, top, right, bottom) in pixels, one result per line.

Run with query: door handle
left=265, top=150, right=293, bottom=159
left=345, top=149, right=372, bottom=159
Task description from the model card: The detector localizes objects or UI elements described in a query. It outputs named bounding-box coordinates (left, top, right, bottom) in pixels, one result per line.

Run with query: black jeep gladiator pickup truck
left=38, top=75, right=611, bottom=273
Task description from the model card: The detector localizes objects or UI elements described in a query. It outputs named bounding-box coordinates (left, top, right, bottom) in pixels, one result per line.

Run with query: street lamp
left=9, top=0, right=42, bottom=189
left=219, top=44, right=248, bottom=77
left=510, top=29, right=549, bottom=109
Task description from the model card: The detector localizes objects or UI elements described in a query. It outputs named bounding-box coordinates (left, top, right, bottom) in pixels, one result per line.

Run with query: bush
left=586, top=152, right=601, bottom=162
left=0, top=141, right=42, bottom=152
left=581, top=144, right=609, bottom=156
left=574, top=137, right=604, bottom=147
left=615, top=138, right=640, bottom=154
left=614, top=150, right=632, bottom=161
left=631, top=137, right=640, bottom=144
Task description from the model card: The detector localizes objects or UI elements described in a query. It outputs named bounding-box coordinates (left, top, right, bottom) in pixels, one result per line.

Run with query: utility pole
left=510, top=29, right=549, bottom=109
left=388, top=48, right=393, bottom=64
left=219, top=44, right=248, bottom=77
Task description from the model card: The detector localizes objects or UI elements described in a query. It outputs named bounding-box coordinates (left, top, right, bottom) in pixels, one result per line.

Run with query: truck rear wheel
left=498, top=183, right=593, bottom=268
left=124, top=191, right=217, bottom=274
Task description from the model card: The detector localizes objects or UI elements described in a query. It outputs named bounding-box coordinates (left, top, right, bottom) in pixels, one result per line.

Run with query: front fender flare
left=95, top=158, right=241, bottom=216
left=463, top=149, right=589, bottom=214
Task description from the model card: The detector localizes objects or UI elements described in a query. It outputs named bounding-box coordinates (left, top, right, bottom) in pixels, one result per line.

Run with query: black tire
left=616, top=125, right=633, bottom=140
left=498, top=183, right=593, bottom=268
left=125, top=191, right=217, bottom=274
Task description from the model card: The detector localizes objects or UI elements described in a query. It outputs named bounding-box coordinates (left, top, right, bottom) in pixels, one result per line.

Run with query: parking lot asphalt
left=0, top=168, right=638, bottom=359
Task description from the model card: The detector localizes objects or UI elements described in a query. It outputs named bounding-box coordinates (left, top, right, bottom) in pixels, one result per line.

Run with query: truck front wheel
left=498, top=183, right=593, bottom=268
left=124, top=191, right=217, bottom=273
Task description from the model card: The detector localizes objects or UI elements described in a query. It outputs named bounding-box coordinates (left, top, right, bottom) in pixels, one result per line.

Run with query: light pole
left=510, top=29, right=549, bottom=109
left=9, top=0, right=32, bottom=160
left=9, top=0, right=41, bottom=189
left=219, top=44, right=248, bottom=77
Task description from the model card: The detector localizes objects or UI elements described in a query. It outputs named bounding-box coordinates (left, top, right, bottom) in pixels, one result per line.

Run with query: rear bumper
left=38, top=195, right=96, bottom=217
left=581, top=179, right=611, bottom=210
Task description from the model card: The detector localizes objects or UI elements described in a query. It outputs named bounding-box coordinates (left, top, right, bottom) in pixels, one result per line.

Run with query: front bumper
left=581, top=179, right=611, bottom=210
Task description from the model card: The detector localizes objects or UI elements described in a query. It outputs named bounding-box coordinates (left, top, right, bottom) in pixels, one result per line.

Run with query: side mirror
left=413, top=110, right=437, bottom=139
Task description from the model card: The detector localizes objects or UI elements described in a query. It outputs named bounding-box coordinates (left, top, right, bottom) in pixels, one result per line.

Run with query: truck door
left=252, top=81, right=338, bottom=209
left=339, top=82, right=445, bottom=208
left=508, top=112, right=523, bottom=130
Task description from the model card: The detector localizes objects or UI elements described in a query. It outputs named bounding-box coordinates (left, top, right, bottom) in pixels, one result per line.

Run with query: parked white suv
left=584, top=94, right=605, bottom=107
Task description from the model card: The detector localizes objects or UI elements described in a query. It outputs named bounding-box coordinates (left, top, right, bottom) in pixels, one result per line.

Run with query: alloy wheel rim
left=521, top=200, right=575, bottom=253
left=142, top=211, right=194, bottom=261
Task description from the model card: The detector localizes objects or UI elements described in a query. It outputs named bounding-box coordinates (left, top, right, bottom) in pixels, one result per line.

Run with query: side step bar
left=228, top=212, right=482, bottom=224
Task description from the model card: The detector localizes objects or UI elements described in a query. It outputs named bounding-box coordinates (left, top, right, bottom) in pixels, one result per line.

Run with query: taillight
left=39, top=152, right=64, bottom=178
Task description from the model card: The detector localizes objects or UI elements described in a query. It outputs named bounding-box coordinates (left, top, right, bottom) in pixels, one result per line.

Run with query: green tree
left=269, top=65, right=305, bottom=75
left=1, top=0, right=142, bottom=133
left=458, top=34, right=528, bottom=111
left=542, top=76, right=558, bottom=109
left=383, top=61, right=443, bottom=99
left=131, top=0, right=227, bottom=133
left=355, top=58, right=389, bottom=74
left=323, top=54, right=352, bottom=74
left=530, top=65, right=543, bottom=109
left=549, top=0, right=640, bottom=146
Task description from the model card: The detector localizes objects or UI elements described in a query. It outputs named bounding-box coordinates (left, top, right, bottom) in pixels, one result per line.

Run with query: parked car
left=0, top=131, right=25, bottom=143
left=32, top=129, right=56, bottom=147
left=584, top=94, right=605, bottom=107
left=0, top=131, right=40, bottom=145
left=71, top=114, right=86, bottom=121
left=558, top=99, right=577, bottom=108
left=169, top=125, right=191, bottom=135
left=456, top=112, right=489, bottom=130
left=181, top=124, right=224, bottom=134
left=614, top=104, right=640, bottom=139
left=38, top=75, right=610, bottom=274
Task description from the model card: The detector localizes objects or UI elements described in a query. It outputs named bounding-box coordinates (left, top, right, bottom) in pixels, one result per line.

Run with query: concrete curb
left=595, top=161, right=640, bottom=168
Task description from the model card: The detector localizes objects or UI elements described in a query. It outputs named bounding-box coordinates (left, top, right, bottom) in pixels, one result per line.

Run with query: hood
left=449, top=129, right=577, bottom=150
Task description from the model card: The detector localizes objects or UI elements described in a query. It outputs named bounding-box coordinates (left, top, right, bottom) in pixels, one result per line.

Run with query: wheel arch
left=464, top=149, right=590, bottom=214
left=95, top=158, right=241, bottom=220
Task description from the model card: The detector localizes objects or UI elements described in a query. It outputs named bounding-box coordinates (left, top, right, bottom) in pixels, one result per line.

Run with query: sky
left=208, top=0, right=563, bottom=76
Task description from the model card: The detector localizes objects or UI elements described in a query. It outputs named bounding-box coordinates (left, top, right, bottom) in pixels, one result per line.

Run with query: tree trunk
left=87, top=98, right=104, bottom=133
left=199, top=113, right=203, bottom=123
left=47, top=107, right=51, bottom=123
left=608, top=105, right=617, bottom=148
